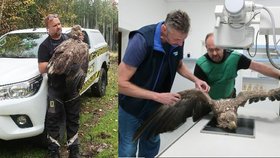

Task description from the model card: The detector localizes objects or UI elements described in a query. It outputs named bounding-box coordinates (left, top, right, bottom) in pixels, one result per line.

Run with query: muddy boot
left=47, top=143, right=60, bottom=158
left=67, top=134, right=80, bottom=158
left=47, top=135, right=61, bottom=158
left=68, top=144, right=80, bottom=158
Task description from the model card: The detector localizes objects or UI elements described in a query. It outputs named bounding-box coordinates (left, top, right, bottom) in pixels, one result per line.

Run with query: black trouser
left=46, top=94, right=81, bottom=141
left=45, top=74, right=81, bottom=147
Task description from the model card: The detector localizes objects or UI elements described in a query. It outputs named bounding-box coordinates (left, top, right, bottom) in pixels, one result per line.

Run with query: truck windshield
left=0, top=32, right=48, bottom=58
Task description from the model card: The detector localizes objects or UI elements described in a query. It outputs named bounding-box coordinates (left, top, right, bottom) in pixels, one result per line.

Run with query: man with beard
left=194, top=33, right=280, bottom=100
left=38, top=14, right=81, bottom=158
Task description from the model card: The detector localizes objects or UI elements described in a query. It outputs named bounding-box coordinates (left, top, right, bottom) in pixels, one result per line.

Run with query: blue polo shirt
left=120, top=22, right=183, bottom=118
left=123, top=22, right=173, bottom=67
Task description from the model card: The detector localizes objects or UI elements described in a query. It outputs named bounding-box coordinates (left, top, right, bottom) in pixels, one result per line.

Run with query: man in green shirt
left=194, top=33, right=280, bottom=100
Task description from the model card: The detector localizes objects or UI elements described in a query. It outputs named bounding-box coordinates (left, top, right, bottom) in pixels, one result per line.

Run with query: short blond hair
left=44, top=14, right=59, bottom=28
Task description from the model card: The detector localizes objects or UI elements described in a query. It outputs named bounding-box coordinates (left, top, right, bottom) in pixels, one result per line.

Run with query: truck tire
left=91, top=68, right=107, bottom=97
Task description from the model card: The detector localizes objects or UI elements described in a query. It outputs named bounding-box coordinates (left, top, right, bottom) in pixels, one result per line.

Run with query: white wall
left=253, top=0, right=280, bottom=46
left=119, top=0, right=168, bottom=59
left=166, top=0, right=224, bottom=58
left=119, top=0, right=168, bottom=31
left=119, top=0, right=225, bottom=59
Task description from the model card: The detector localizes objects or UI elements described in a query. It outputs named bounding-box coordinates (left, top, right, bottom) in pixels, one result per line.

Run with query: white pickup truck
left=0, top=28, right=110, bottom=142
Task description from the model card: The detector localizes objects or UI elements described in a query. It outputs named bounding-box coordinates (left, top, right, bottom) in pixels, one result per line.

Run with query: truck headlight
left=0, top=75, right=43, bottom=100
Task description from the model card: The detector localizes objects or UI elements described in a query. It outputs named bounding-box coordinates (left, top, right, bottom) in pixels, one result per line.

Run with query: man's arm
left=177, top=60, right=210, bottom=92
left=118, top=62, right=180, bottom=105
left=38, top=43, right=50, bottom=74
left=194, top=64, right=208, bottom=81
left=249, top=61, right=280, bottom=79
left=38, top=62, right=48, bottom=74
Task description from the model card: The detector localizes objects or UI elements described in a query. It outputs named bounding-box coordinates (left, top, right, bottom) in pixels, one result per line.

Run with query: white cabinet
left=171, top=58, right=197, bottom=92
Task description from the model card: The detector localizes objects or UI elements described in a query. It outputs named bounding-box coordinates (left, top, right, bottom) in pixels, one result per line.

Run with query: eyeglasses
left=47, top=14, right=58, bottom=20
left=207, top=48, right=222, bottom=53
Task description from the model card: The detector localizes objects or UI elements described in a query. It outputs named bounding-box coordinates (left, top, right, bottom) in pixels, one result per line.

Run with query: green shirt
left=196, top=51, right=241, bottom=99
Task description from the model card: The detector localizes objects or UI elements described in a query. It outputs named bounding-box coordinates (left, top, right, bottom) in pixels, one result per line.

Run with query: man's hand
left=195, top=79, right=210, bottom=93
left=38, top=62, right=48, bottom=74
left=154, top=92, right=181, bottom=106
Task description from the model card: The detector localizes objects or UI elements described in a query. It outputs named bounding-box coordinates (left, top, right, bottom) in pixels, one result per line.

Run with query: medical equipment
left=214, top=0, right=280, bottom=69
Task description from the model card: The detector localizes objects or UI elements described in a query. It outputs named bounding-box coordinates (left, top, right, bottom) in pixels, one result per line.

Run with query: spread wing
left=230, top=87, right=280, bottom=108
left=207, top=87, right=280, bottom=129
left=133, top=87, right=280, bottom=140
left=133, top=89, right=212, bottom=141
left=248, top=87, right=280, bottom=103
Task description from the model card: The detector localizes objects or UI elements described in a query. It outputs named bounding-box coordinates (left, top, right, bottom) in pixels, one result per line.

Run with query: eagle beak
left=228, top=121, right=237, bottom=129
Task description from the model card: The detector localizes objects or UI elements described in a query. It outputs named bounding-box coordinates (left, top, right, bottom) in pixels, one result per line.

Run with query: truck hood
left=0, top=58, right=40, bottom=85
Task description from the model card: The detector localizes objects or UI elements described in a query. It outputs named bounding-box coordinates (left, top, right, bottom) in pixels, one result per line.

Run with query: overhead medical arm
left=214, top=0, right=280, bottom=69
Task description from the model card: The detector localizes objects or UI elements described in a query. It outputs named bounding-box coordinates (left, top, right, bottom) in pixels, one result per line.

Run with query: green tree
left=0, top=0, right=39, bottom=35
left=35, top=0, right=77, bottom=27
left=0, top=0, right=118, bottom=51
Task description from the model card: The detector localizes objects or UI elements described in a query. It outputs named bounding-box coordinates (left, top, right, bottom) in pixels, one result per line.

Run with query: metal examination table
left=158, top=100, right=280, bottom=157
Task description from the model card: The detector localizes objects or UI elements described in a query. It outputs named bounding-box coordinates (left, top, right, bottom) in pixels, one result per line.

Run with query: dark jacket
left=119, top=23, right=183, bottom=119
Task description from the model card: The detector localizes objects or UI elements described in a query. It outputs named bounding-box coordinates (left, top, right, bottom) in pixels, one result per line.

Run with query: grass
left=78, top=52, right=118, bottom=157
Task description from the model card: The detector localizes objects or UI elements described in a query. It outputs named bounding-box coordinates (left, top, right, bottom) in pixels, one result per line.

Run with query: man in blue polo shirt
left=118, top=10, right=210, bottom=157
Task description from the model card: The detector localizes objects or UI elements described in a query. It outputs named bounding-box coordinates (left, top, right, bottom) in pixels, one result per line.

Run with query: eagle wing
left=65, top=41, right=89, bottom=92
left=207, top=87, right=280, bottom=129
left=47, top=38, right=89, bottom=75
left=234, top=87, right=280, bottom=107
left=133, top=89, right=212, bottom=141
left=133, top=87, right=280, bottom=140
left=47, top=38, right=89, bottom=98
left=47, top=39, right=74, bottom=75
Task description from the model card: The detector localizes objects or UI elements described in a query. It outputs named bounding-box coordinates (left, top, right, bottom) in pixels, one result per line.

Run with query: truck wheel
left=91, top=68, right=107, bottom=97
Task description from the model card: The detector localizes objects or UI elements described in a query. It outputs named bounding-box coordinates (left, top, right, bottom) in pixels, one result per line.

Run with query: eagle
left=133, top=87, right=280, bottom=141
left=47, top=25, right=89, bottom=99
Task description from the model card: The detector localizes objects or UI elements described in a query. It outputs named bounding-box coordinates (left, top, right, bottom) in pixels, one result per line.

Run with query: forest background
left=0, top=0, right=118, bottom=51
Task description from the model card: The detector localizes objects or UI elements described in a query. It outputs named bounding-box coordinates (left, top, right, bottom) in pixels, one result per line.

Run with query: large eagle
left=133, top=87, right=280, bottom=141
left=47, top=26, right=89, bottom=98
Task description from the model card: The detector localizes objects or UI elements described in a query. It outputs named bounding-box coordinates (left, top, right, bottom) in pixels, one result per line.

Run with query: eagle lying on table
left=47, top=25, right=89, bottom=98
left=133, top=87, right=280, bottom=141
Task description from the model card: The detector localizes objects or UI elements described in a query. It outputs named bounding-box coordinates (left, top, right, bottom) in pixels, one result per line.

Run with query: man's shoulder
left=196, top=54, right=208, bottom=64
left=226, top=49, right=241, bottom=56
left=131, top=23, right=157, bottom=37
left=138, top=23, right=157, bottom=31
left=39, top=36, right=50, bottom=47
left=62, top=33, right=70, bottom=40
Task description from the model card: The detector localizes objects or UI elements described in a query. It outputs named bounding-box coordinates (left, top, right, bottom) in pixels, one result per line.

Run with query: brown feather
left=133, top=87, right=280, bottom=140
left=47, top=38, right=89, bottom=97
